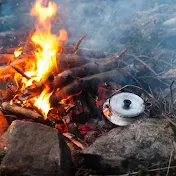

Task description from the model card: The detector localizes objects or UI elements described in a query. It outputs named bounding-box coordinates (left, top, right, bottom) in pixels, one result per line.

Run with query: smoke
left=1, top=0, right=176, bottom=51
left=55, top=0, right=154, bottom=52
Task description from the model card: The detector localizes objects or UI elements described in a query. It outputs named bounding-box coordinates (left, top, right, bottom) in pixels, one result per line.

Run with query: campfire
left=0, top=0, right=129, bottom=148
left=0, top=0, right=171, bottom=148
left=1, top=0, right=176, bottom=175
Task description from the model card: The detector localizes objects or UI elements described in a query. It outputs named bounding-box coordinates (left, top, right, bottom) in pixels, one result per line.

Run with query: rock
left=82, top=118, right=176, bottom=174
left=0, top=111, right=8, bottom=135
left=0, top=120, right=73, bottom=176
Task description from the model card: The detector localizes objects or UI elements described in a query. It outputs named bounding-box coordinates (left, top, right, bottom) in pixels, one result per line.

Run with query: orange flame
left=15, top=0, right=68, bottom=119
left=34, top=85, right=53, bottom=119
left=30, top=0, right=57, bottom=23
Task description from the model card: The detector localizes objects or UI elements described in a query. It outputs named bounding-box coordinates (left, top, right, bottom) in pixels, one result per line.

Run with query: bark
left=1, top=102, right=45, bottom=122
left=62, top=47, right=109, bottom=58
left=50, top=68, right=128, bottom=106
left=0, top=54, right=14, bottom=64
left=53, top=54, right=122, bottom=89
left=0, top=48, right=16, bottom=54
left=0, top=54, right=35, bottom=76
left=57, top=54, right=90, bottom=72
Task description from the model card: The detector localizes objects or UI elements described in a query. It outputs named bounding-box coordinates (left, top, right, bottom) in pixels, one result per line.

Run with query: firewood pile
left=0, top=1, right=176, bottom=150
left=1, top=1, right=176, bottom=175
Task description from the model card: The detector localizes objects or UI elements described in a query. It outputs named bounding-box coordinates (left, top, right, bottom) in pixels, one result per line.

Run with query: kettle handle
left=108, top=85, right=153, bottom=107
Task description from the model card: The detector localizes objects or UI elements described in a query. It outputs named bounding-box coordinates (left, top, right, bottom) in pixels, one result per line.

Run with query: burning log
left=62, top=47, right=109, bottom=59
left=17, top=75, right=54, bottom=101
left=19, top=50, right=126, bottom=101
left=0, top=48, right=17, bottom=54
left=0, top=54, right=14, bottom=64
left=50, top=68, right=128, bottom=106
left=0, top=54, right=35, bottom=76
left=57, top=54, right=90, bottom=72
left=54, top=49, right=127, bottom=89
left=1, top=102, right=46, bottom=123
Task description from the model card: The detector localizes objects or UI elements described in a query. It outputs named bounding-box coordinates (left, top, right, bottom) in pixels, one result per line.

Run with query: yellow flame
left=31, top=30, right=58, bottom=81
left=14, top=47, right=23, bottom=57
left=15, top=0, right=67, bottom=118
left=34, top=86, right=53, bottom=119
left=30, top=0, right=57, bottom=23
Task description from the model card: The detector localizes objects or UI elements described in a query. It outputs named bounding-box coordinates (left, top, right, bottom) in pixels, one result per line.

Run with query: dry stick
left=64, top=47, right=109, bottom=59
left=0, top=56, right=30, bottom=76
left=63, top=133, right=86, bottom=150
left=1, top=102, right=44, bottom=121
left=170, top=80, right=174, bottom=110
left=128, top=166, right=176, bottom=175
left=162, top=113, right=176, bottom=127
left=11, top=65, right=30, bottom=80
left=121, top=68, right=142, bottom=87
left=166, top=149, right=174, bottom=176
left=0, top=54, right=14, bottom=64
left=0, top=48, right=17, bottom=54
left=74, top=34, right=86, bottom=53
left=138, top=55, right=173, bottom=67
left=132, top=55, right=158, bottom=76
left=110, top=84, right=154, bottom=99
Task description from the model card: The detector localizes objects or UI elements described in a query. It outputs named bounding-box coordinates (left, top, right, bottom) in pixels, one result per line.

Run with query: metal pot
left=103, top=92, right=150, bottom=126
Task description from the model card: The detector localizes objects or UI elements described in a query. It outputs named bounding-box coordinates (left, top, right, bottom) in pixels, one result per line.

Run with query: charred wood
left=21, top=55, right=122, bottom=100
left=0, top=54, right=14, bottom=64
left=53, top=49, right=126, bottom=89
left=0, top=54, right=34, bottom=76
left=20, top=49, right=126, bottom=101
left=50, top=68, right=128, bottom=106
left=0, top=48, right=16, bottom=54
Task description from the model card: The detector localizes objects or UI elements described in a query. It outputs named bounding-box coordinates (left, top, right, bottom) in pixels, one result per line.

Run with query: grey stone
left=82, top=118, right=176, bottom=174
left=0, top=120, right=73, bottom=176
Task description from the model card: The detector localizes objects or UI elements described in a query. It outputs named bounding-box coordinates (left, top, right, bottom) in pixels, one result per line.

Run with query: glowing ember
left=14, top=0, right=67, bottom=119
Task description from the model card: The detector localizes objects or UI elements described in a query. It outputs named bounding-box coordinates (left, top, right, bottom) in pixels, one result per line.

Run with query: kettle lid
left=110, top=92, right=145, bottom=118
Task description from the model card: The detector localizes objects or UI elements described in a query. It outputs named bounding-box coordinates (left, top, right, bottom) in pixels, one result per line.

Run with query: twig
left=118, top=48, right=127, bottom=58
left=74, top=34, right=86, bottom=53
left=132, top=55, right=157, bottom=76
left=4, top=114, right=17, bottom=118
left=162, top=113, right=176, bottom=127
left=121, top=68, right=142, bottom=87
left=166, top=149, right=174, bottom=176
left=11, top=66, right=30, bottom=80
left=170, top=81, right=174, bottom=110
left=127, top=165, right=176, bottom=175
left=138, top=55, right=172, bottom=67
left=110, top=84, right=154, bottom=99
left=63, top=133, right=86, bottom=150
